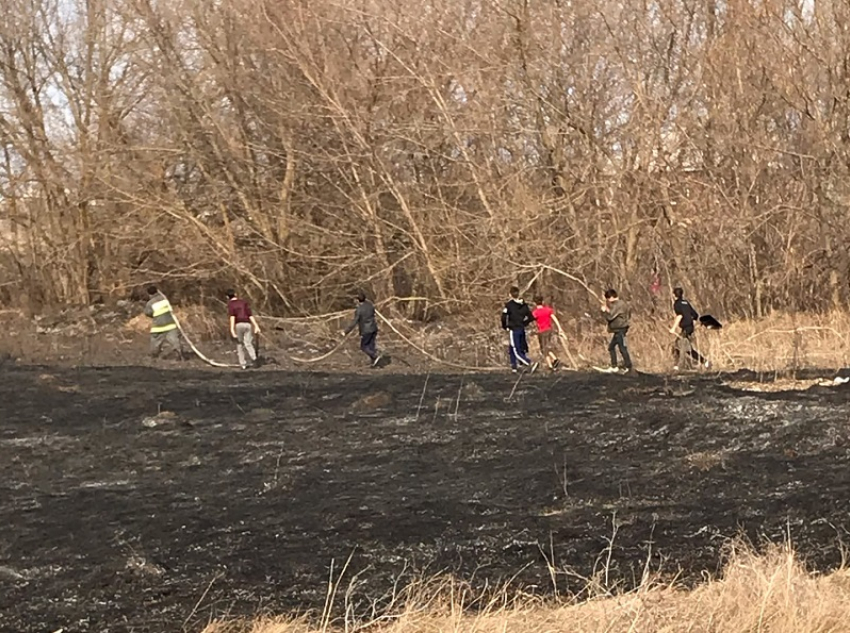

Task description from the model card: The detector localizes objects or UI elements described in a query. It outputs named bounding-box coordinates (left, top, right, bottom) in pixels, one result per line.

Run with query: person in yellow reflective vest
left=143, top=285, right=185, bottom=360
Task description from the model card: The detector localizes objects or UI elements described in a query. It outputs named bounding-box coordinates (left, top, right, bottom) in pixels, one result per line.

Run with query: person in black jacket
left=344, top=291, right=381, bottom=367
left=669, top=287, right=709, bottom=370
left=501, top=286, right=538, bottom=372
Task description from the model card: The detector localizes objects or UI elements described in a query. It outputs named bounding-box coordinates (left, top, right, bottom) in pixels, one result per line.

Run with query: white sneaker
left=673, top=365, right=679, bottom=371
left=704, top=360, right=711, bottom=369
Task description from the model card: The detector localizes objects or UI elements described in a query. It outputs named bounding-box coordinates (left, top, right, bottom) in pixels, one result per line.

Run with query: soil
left=3, top=356, right=850, bottom=633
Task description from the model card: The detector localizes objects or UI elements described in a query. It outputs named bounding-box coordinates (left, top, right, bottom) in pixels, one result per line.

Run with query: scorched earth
left=1, top=364, right=849, bottom=632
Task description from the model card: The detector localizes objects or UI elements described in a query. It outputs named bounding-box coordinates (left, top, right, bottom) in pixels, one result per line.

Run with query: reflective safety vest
left=149, top=298, right=178, bottom=333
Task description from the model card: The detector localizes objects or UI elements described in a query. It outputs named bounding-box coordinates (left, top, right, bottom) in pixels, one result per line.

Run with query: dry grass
left=543, top=311, right=850, bottom=374
left=273, top=307, right=850, bottom=374
left=201, top=544, right=850, bottom=632
left=682, top=450, right=728, bottom=472
left=350, top=391, right=393, bottom=412
left=11, top=303, right=850, bottom=374
left=723, top=378, right=850, bottom=393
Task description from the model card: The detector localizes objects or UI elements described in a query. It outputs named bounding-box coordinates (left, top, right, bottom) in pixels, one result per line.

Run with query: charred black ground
left=2, top=363, right=850, bottom=632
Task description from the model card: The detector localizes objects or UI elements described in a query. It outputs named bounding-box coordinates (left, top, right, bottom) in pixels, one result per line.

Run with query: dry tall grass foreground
left=202, top=544, right=850, bottom=633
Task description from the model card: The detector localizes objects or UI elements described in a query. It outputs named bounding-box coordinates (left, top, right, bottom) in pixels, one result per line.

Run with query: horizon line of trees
left=1, top=0, right=850, bottom=319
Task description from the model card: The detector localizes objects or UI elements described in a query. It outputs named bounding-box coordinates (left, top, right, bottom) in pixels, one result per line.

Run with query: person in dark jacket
left=670, top=286, right=710, bottom=370
left=501, top=286, right=538, bottom=372
left=344, top=291, right=381, bottom=366
left=601, top=288, right=632, bottom=372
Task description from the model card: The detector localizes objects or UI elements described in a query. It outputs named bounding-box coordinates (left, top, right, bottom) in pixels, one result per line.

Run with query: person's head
left=146, top=285, right=158, bottom=297
left=533, top=295, right=544, bottom=305
left=509, top=286, right=520, bottom=299
left=225, top=289, right=236, bottom=300
left=673, top=287, right=684, bottom=300
left=356, top=291, right=366, bottom=303
left=604, top=288, right=618, bottom=302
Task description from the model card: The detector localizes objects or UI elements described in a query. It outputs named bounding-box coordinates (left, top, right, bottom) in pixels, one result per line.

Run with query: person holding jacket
left=601, top=288, right=632, bottom=372
left=501, top=286, right=538, bottom=372
left=670, top=286, right=710, bottom=370
left=143, top=285, right=185, bottom=360
left=344, top=291, right=381, bottom=367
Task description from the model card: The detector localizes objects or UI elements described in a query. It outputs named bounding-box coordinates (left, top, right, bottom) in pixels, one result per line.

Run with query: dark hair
left=509, top=286, right=520, bottom=299
left=604, top=288, right=618, bottom=299
left=146, top=285, right=158, bottom=296
left=533, top=295, right=544, bottom=305
left=225, top=289, right=236, bottom=299
left=356, top=291, right=367, bottom=302
left=673, top=287, right=684, bottom=300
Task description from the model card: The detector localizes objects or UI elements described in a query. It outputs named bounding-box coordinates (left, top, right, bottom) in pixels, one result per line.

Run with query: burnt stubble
left=2, top=365, right=849, bottom=632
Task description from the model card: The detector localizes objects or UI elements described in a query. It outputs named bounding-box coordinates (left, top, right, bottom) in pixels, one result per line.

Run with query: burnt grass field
left=3, top=362, right=850, bottom=632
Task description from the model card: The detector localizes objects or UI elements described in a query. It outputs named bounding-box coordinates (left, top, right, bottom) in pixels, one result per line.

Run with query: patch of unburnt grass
left=202, top=542, right=850, bottom=633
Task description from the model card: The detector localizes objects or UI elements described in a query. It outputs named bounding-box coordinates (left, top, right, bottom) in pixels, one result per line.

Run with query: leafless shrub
left=1, top=0, right=849, bottom=323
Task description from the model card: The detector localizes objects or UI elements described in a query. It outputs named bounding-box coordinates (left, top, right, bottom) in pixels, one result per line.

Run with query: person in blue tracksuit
left=501, top=286, right=538, bottom=372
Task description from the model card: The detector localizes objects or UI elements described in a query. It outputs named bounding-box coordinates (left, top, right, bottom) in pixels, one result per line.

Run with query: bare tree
left=2, top=0, right=850, bottom=317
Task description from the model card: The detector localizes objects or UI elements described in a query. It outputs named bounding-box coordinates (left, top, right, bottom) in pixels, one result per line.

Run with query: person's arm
left=501, top=306, right=509, bottom=330
left=344, top=305, right=361, bottom=335
left=551, top=313, right=564, bottom=335
left=244, top=303, right=261, bottom=334
left=669, top=314, right=682, bottom=335
left=143, top=299, right=153, bottom=318
left=229, top=315, right=237, bottom=338
left=523, top=305, right=535, bottom=327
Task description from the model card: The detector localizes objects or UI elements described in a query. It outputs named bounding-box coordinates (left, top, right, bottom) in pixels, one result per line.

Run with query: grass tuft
left=202, top=542, right=850, bottom=632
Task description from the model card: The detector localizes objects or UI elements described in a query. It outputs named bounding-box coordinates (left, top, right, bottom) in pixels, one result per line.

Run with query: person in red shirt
left=226, top=289, right=262, bottom=369
left=532, top=295, right=562, bottom=371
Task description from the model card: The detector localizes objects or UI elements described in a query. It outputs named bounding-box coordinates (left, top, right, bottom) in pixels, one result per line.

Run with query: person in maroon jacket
left=226, top=289, right=261, bottom=369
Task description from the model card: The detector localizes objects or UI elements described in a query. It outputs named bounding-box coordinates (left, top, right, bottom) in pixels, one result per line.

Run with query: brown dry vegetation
left=202, top=545, right=850, bottom=633
left=5, top=299, right=850, bottom=373
left=2, top=0, right=850, bottom=323
left=578, top=311, right=850, bottom=372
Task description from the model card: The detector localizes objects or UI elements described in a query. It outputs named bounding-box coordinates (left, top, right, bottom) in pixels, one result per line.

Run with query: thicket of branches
left=1, top=0, right=850, bottom=318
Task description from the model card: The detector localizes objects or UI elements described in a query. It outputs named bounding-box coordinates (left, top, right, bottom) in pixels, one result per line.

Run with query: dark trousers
left=674, top=329, right=707, bottom=367
left=508, top=328, right=532, bottom=368
left=608, top=329, right=632, bottom=368
left=360, top=331, right=378, bottom=361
